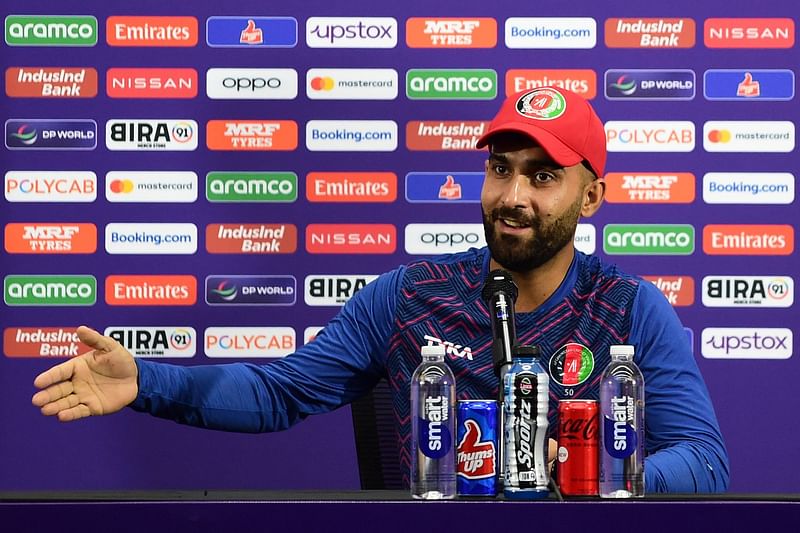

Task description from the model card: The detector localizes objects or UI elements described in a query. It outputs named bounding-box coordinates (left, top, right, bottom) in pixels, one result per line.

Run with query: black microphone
left=481, top=269, right=519, bottom=382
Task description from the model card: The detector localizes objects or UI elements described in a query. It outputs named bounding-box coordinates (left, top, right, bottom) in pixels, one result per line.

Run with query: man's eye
left=493, top=165, right=509, bottom=175
left=534, top=171, right=556, bottom=182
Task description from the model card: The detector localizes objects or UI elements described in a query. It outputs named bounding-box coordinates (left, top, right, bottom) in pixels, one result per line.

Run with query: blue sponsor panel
left=5, top=119, right=97, bottom=149
left=405, top=172, right=483, bottom=203
left=205, top=275, right=296, bottom=305
left=605, top=69, right=695, bottom=100
left=703, top=70, right=794, bottom=101
left=206, top=17, right=298, bottom=47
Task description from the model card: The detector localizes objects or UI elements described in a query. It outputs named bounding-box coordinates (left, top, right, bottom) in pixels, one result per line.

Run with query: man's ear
left=581, top=177, right=606, bottom=217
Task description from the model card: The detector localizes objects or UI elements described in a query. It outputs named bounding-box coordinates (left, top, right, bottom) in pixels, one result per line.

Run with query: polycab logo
left=643, top=276, right=695, bottom=306
left=406, top=121, right=488, bottom=151
left=704, top=18, right=794, bottom=48
left=306, top=224, right=396, bottom=254
left=204, top=327, right=296, bottom=358
left=703, top=121, right=794, bottom=152
left=304, top=275, right=378, bottom=306
left=703, top=70, right=795, bottom=101
left=5, top=119, right=96, bottom=150
left=205, top=275, right=296, bottom=306
left=306, top=68, right=398, bottom=100
left=206, top=68, right=298, bottom=100
left=206, top=120, right=298, bottom=151
left=206, top=223, right=297, bottom=254
left=505, top=17, right=597, bottom=49
left=605, top=173, right=695, bottom=204
left=405, top=172, right=483, bottom=203
left=4, top=275, right=96, bottom=306
left=406, top=69, right=497, bottom=100
left=405, top=223, right=486, bottom=255
left=406, top=18, right=497, bottom=48
left=306, top=17, right=397, bottom=48
left=5, top=67, right=97, bottom=97
left=105, top=223, right=198, bottom=255
left=603, top=224, right=695, bottom=255
left=104, top=326, right=196, bottom=358
left=106, top=119, right=197, bottom=151
left=574, top=224, right=596, bottom=255
left=306, top=120, right=397, bottom=152
left=206, top=17, right=297, bottom=48
left=5, top=15, right=97, bottom=46
left=106, top=171, right=198, bottom=203
left=4, top=223, right=97, bottom=254
left=206, top=172, right=297, bottom=203
left=605, top=121, right=695, bottom=152
left=106, top=16, right=198, bottom=47
left=3, top=327, right=91, bottom=358
left=457, top=419, right=496, bottom=479
left=4, top=171, right=97, bottom=202
left=304, top=327, right=323, bottom=344
left=605, top=18, right=695, bottom=48
left=106, top=68, right=197, bottom=98
left=702, top=276, right=794, bottom=308
left=505, top=69, right=596, bottom=98
left=306, top=172, right=396, bottom=203
left=703, top=172, right=794, bottom=205
left=105, top=275, right=197, bottom=306
left=604, top=70, right=695, bottom=100
left=703, top=225, right=793, bottom=255
left=701, top=328, right=792, bottom=360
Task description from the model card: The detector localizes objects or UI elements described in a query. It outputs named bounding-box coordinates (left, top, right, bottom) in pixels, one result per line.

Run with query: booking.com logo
left=707, top=129, right=731, bottom=143
left=309, top=77, right=335, bottom=91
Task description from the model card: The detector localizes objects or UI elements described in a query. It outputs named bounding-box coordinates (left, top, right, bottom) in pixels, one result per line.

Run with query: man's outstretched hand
left=32, top=326, right=139, bottom=422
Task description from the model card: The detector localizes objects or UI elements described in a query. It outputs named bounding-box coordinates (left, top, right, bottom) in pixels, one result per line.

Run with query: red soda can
left=557, top=399, right=599, bottom=496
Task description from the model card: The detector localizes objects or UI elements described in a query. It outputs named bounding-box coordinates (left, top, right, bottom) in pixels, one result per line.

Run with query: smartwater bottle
left=411, top=344, right=456, bottom=499
left=599, top=344, right=645, bottom=498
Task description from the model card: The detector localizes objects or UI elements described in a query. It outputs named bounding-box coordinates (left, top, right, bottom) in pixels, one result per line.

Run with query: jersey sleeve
left=629, top=280, right=730, bottom=493
left=128, top=266, right=404, bottom=432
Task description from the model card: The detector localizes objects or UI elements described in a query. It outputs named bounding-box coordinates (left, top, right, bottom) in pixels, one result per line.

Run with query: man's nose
left=499, top=173, right=528, bottom=208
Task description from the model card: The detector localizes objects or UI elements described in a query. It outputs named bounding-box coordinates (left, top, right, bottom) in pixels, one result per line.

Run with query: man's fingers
left=57, top=404, right=92, bottom=422
left=32, top=381, right=74, bottom=407
left=76, top=325, right=112, bottom=353
left=40, top=394, right=81, bottom=416
left=32, top=358, right=75, bottom=391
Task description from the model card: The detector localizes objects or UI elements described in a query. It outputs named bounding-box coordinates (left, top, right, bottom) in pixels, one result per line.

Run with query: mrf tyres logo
left=105, top=326, right=196, bottom=357
left=406, top=69, right=497, bottom=100
left=106, top=119, right=197, bottom=150
left=702, top=276, right=793, bottom=308
left=304, top=275, right=378, bottom=306
left=603, top=224, right=694, bottom=255
left=5, top=15, right=98, bottom=46
left=701, top=328, right=792, bottom=359
left=4, top=274, right=96, bottom=305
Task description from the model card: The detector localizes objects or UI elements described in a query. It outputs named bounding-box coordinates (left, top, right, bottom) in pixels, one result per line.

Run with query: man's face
left=481, top=133, right=590, bottom=273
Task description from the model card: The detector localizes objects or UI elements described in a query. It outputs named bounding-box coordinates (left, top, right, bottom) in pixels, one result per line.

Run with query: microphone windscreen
left=481, top=269, right=518, bottom=303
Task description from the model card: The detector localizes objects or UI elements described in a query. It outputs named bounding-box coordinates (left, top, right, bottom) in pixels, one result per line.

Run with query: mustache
left=489, top=207, right=536, bottom=227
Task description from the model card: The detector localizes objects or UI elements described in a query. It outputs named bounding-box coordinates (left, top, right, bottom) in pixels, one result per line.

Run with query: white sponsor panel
left=4, top=171, right=97, bottom=202
left=574, top=223, right=596, bottom=254
left=605, top=121, right=695, bottom=152
left=703, top=121, right=795, bottom=152
left=105, top=171, right=198, bottom=203
left=105, top=119, right=198, bottom=151
left=103, top=326, right=196, bottom=358
left=702, top=172, right=794, bottom=204
left=701, top=328, right=792, bottom=359
left=405, top=223, right=486, bottom=254
left=204, top=326, right=296, bottom=358
left=306, top=17, right=397, bottom=48
left=304, top=326, right=324, bottom=344
left=306, top=68, right=398, bottom=100
left=206, top=68, right=298, bottom=100
left=304, top=275, right=379, bottom=306
left=702, top=276, right=794, bottom=308
left=105, top=223, right=198, bottom=254
left=306, top=120, right=397, bottom=151
left=505, top=17, right=597, bottom=49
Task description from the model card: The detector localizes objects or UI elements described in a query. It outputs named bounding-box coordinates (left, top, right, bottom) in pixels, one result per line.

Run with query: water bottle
left=411, top=344, right=456, bottom=499
left=599, top=344, right=645, bottom=498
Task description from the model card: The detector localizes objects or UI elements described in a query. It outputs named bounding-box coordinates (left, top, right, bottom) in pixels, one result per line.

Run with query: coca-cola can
left=457, top=400, right=498, bottom=496
left=557, top=399, right=599, bottom=496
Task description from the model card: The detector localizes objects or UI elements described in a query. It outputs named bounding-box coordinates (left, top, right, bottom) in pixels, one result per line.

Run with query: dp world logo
left=605, top=70, right=695, bottom=100
left=205, top=275, right=296, bottom=305
left=603, top=224, right=694, bottom=255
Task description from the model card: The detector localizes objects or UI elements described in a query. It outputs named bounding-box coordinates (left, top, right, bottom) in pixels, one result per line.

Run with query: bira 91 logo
left=702, top=276, right=794, bottom=308
left=4, top=223, right=97, bottom=254
left=104, top=326, right=196, bottom=357
left=406, top=18, right=496, bottom=48
left=106, top=119, right=197, bottom=151
left=5, top=67, right=98, bottom=97
left=106, top=68, right=197, bottom=98
left=457, top=419, right=496, bottom=479
left=3, top=327, right=92, bottom=358
left=304, top=275, right=378, bottom=306
left=5, top=119, right=96, bottom=150
left=206, top=120, right=298, bottom=151
left=206, top=223, right=297, bottom=254
left=604, top=173, right=695, bottom=203
left=306, top=224, right=396, bottom=254
left=5, top=15, right=98, bottom=46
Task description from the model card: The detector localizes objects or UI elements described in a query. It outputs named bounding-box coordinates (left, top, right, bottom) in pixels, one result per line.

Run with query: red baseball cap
left=476, top=87, right=607, bottom=178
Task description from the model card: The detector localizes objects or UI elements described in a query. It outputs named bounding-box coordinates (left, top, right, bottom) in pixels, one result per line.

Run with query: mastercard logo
left=109, top=179, right=135, bottom=193
left=309, top=76, right=335, bottom=91
left=707, top=129, right=732, bottom=143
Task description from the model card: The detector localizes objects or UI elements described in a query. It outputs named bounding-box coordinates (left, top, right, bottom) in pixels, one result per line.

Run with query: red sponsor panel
left=406, top=121, right=488, bottom=151
left=105, top=275, right=197, bottom=305
left=504, top=69, right=596, bottom=99
left=4, top=327, right=91, bottom=358
left=406, top=18, right=497, bottom=48
left=306, top=172, right=397, bottom=202
left=205, top=224, right=297, bottom=254
left=605, top=18, right=695, bottom=48
left=703, top=225, right=794, bottom=255
left=5, top=67, right=98, bottom=97
left=643, top=276, right=695, bottom=306
left=106, top=68, right=198, bottom=98
left=704, top=18, right=795, bottom=48
left=306, top=224, right=396, bottom=254
left=4, top=223, right=97, bottom=253
left=605, top=173, right=695, bottom=204
left=106, top=16, right=198, bottom=47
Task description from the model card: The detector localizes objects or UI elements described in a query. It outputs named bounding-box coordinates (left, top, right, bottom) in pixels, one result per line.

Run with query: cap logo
left=515, top=88, right=566, bottom=121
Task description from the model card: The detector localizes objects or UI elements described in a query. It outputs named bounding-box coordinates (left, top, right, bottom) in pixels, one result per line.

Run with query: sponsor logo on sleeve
left=603, top=224, right=695, bottom=255
left=703, top=69, right=794, bottom=101
left=304, top=275, right=378, bottom=306
left=605, top=173, right=695, bottom=203
left=702, top=172, right=794, bottom=205
left=406, top=18, right=497, bottom=48
left=105, top=275, right=197, bottom=306
left=306, top=120, right=397, bottom=151
left=505, top=17, right=597, bottom=49
left=306, top=17, right=397, bottom=48
left=406, top=69, right=497, bottom=100
left=605, top=121, right=695, bottom=152
left=573, top=224, right=596, bottom=255
left=105, top=223, right=197, bottom=255
left=306, top=224, right=396, bottom=254
left=106, top=119, right=197, bottom=151
left=5, top=119, right=96, bottom=150
left=5, top=15, right=98, bottom=46
left=703, top=121, right=794, bottom=152
left=206, top=172, right=297, bottom=203
left=206, top=68, right=297, bottom=100
left=3, top=327, right=91, bottom=358
left=204, top=327, right=296, bottom=358
left=604, top=69, right=695, bottom=100
left=605, top=18, right=695, bottom=48
left=206, top=275, right=296, bottom=306
left=702, top=276, right=793, bottom=308
left=4, top=223, right=96, bottom=254
left=4, top=275, right=96, bottom=306
left=206, top=17, right=297, bottom=47
left=704, top=18, right=794, bottom=48
left=4, top=171, right=97, bottom=202
left=106, top=171, right=198, bottom=203
left=306, top=68, right=398, bottom=100
left=104, top=326, right=196, bottom=358
left=405, top=172, right=483, bottom=203
left=205, top=223, right=297, bottom=254
left=404, top=223, right=486, bottom=254
left=406, top=121, right=488, bottom=151
left=642, top=276, right=695, bottom=306
left=701, top=328, right=792, bottom=359
left=505, top=69, right=596, bottom=98
left=207, top=120, right=298, bottom=151
left=5, top=67, right=97, bottom=97
left=106, top=16, right=198, bottom=47
left=306, top=172, right=396, bottom=202
left=702, top=224, right=793, bottom=255
left=106, top=68, right=197, bottom=98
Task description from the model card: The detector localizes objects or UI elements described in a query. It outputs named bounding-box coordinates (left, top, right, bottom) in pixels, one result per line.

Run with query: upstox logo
left=603, top=224, right=694, bottom=255
left=701, top=328, right=792, bottom=359
left=206, top=172, right=297, bottom=202
left=306, top=17, right=397, bottom=48
left=406, top=69, right=497, bottom=100
left=5, top=15, right=97, bottom=46
left=4, top=275, right=96, bottom=305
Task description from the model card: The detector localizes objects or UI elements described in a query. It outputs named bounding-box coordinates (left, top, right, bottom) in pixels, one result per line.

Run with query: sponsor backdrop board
left=0, top=0, right=797, bottom=493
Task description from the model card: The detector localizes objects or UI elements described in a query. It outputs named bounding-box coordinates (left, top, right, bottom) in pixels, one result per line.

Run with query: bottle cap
left=610, top=344, right=635, bottom=357
left=512, top=344, right=541, bottom=358
left=421, top=344, right=446, bottom=356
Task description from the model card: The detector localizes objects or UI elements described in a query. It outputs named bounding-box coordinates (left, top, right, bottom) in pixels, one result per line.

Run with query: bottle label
left=603, top=395, right=637, bottom=459
left=418, top=395, right=452, bottom=459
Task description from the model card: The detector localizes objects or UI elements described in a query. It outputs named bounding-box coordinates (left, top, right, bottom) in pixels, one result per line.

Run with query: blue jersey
left=131, top=248, right=729, bottom=493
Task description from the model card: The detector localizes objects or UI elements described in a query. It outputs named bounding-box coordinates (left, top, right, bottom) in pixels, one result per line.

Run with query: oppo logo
left=405, top=223, right=486, bottom=254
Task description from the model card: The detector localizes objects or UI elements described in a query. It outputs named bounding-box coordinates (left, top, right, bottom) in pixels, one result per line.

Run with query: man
left=32, top=87, right=729, bottom=493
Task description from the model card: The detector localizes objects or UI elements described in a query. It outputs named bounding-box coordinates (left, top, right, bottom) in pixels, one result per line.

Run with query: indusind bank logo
left=406, top=121, right=488, bottom=151
left=605, top=18, right=695, bottom=48
left=206, top=223, right=297, bottom=254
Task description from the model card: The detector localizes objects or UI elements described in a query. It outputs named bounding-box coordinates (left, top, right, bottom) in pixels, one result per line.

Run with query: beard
left=482, top=197, right=582, bottom=273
